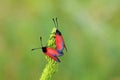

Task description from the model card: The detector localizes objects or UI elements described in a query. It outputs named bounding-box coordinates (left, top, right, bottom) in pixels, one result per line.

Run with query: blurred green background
left=0, top=0, right=120, bottom=80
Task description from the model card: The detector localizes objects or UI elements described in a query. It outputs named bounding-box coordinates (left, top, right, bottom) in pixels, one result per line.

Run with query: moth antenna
left=56, top=17, right=58, bottom=29
left=40, top=36, right=43, bottom=47
left=52, top=18, right=57, bottom=28
left=31, top=47, right=41, bottom=51
left=31, top=37, right=43, bottom=51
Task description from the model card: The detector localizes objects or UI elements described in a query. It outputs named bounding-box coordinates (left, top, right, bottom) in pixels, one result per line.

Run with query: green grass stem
left=40, top=28, right=58, bottom=80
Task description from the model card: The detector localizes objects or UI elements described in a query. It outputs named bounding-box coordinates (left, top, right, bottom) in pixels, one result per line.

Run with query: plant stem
left=40, top=28, right=58, bottom=80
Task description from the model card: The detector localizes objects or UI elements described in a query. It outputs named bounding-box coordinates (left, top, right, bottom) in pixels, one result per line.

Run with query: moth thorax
left=42, top=47, right=47, bottom=53
left=56, top=29, right=61, bottom=35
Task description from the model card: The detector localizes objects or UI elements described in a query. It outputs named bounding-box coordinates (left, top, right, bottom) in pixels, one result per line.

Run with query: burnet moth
left=32, top=37, right=61, bottom=62
left=52, top=18, right=67, bottom=55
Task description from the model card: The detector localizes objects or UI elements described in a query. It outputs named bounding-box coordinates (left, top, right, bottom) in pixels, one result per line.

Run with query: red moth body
left=32, top=37, right=61, bottom=62
left=55, top=29, right=67, bottom=55
left=46, top=47, right=62, bottom=57
left=52, top=18, right=67, bottom=55
left=42, top=47, right=61, bottom=62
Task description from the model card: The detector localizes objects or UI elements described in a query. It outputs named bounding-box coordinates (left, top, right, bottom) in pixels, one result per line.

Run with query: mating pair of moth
left=32, top=18, right=67, bottom=62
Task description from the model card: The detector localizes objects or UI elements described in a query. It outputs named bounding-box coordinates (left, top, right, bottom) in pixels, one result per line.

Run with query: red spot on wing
left=45, top=52, right=60, bottom=62
left=56, top=34, right=67, bottom=51
left=61, top=35, right=67, bottom=51
left=46, top=47, right=60, bottom=56
left=56, top=34, right=63, bottom=50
